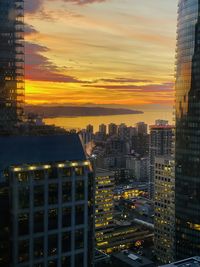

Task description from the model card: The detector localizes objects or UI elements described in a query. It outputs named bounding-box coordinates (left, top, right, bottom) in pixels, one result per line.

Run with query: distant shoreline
left=25, top=105, right=144, bottom=119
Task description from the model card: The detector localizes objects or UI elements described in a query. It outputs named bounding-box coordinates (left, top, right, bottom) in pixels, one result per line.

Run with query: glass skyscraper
left=0, top=0, right=24, bottom=128
left=175, top=0, right=200, bottom=259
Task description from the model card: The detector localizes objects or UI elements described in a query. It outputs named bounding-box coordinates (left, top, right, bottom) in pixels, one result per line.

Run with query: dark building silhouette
left=0, top=0, right=24, bottom=128
left=175, top=0, right=200, bottom=259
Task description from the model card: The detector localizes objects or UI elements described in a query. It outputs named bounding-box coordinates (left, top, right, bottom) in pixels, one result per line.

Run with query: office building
left=132, top=134, right=149, bottom=157
left=118, top=124, right=131, bottom=141
left=149, top=121, right=173, bottom=198
left=135, top=122, right=148, bottom=135
left=95, top=169, right=115, bottom=251
left=126, top=155, right=149, bottom=182
left=108, top=123, right=118, bottom=136
left=0, top=0, right=24, bottom=127
left=154, top=156, right=175, bottom=264
left=175, top=0, right=200, bottom=259
left=86, top=124, right=94, bottom=134
left=0, top=134, right=94, bottom=267
left=99, top=124, right=107, bottom=135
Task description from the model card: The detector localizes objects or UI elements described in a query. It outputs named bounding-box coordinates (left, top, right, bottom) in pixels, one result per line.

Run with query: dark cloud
left=25, top=0, right=44, bottom=13
left=25, top=42, right=83, bottom=83
left=24, top=24, right=39, bottom=36
left=83, top=82, right=174, bottom=92
left=98, top=78, right=152, bottom=83
left=25, top=0, right=107, bottom=14
left=62, top=0, right=107, bottom=4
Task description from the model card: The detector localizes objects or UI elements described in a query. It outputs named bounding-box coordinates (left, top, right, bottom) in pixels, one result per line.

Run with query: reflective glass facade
left=175, top=0, right=200, bottom=259
left=0, top=0, right=24, bottom=127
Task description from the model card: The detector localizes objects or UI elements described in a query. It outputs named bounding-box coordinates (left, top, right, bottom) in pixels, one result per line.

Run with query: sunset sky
left=25, top=0, right=177, bottom=108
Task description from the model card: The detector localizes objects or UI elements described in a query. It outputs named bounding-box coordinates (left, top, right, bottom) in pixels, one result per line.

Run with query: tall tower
left=0, top=0, right=24, bottom=128
left=149, top=121, right=173, bottom=199
left=175, top=0, right=200, bottom=259
left=154, top=156, right=175, bottom=264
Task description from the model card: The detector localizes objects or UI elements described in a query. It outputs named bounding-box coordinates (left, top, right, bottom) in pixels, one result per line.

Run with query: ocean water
left=44, top=107, right=173, bottom=132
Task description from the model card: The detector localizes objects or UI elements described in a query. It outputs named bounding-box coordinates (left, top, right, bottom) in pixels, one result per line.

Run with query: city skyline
left=25, top=0, right=176, bottom=107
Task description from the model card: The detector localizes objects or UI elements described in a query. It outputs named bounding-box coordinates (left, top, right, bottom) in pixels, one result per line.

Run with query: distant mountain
left=25, top=105, right=143, bottom=118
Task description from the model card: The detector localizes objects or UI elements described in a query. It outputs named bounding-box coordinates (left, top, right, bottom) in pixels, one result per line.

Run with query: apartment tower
left=0, top=0, right=24, bottom=127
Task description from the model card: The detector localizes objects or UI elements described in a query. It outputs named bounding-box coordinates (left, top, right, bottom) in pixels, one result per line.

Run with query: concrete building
left=126, top=155, right=149, bottom=182
left=154, top=156, right=175, bottom=264
left=149, top=121, right=173, bottom=199
left=0, top=134, right=94, bottom=267
left=99, top=124, right=107, bottom=135
left=86, top=124, right=94, bottom=134
left=108, top=123, right=118, bottom=136
left=135, top=122, right=148, bottom=135
left=95, top=169, right=115, bottom=252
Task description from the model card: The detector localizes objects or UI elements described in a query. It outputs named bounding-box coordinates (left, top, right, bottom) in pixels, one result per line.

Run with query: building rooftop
left=149, top=125, right=174, bottom=129
left=0, top=134, right=86, bottom=170
left=111, top=250, right=155, bottom=267
left=161, top=257, right=200, bottom=267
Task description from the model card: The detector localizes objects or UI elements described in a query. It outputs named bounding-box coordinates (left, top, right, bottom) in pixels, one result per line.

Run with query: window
left=62, top=168, right=72, bottom=177
left=75, top=253, right=84, bottom=267
left=18, top=213, right=29, bottom=236
left=34, top=211, right=44, bottom=233
left=62, top=207, right=71, bottom=227
left=62, top=181, right=72, bottom=202
left=75, top=167, right=84, bottom=176
left=62, top=256, right=71, bottom=267
left=34, top=264, right=44, bottom=267
left=48, top=209, right=58, bottom=230
left=48, top=168, right=58, bottom=179
left=48, top=260, right=57, bottom=267
left=48, top=183, right=58, bottom=205
left=75, top=229, right=84, bottom=249
left=62, top=231, right=71, bottom=252
left=75, top=180, right=85, bottom=201
left=34, top=186, right=44, bottom=207
left=75, top=205, right=84, bottom=225
left=34, top=170, right=44, bottom=181
left=34, top=237, right=44, bottom=259
left=18, top=187, right=29, bottom=209
left=18, top=239, right=29, bottom=263
left=17, top=172, right=29, bottom=182
left=48, top=234, right=57, bottom=256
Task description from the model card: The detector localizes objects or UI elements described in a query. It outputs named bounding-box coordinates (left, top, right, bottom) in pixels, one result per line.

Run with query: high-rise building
left=108, top=123, right=118, bottom=136
left=149, top=121, right=173, bottom=199
left=175, top=0, right=200, bottom=259
left=118, top=123, right=129, bottom=141
left=95, top=169, right=114, bottom=252
left=154, top=156, right=175, bottom=264
left=86, top=124, right=94, bottom=134
left=132, top=134, right=149, bottom=157
left=126, top=155, right=149, bottom=182
left=99, top=124, right=107, bottom=135
left=0, top=0, right=24, bottom=127
left=135, top=122, right=148, bottom=135
left=0, top=134, right=94, bottom=267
